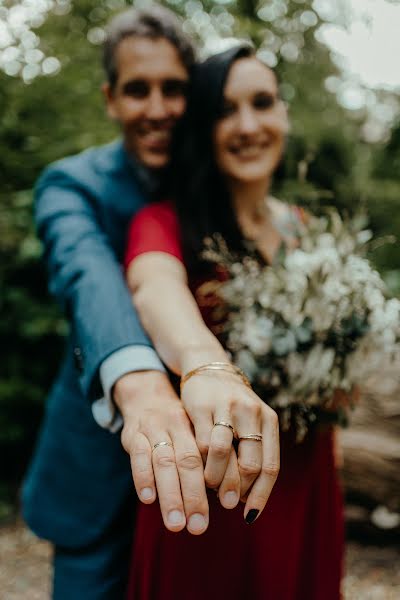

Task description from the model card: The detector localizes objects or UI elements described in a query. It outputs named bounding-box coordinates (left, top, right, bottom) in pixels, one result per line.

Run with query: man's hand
left=114, top=370, right=209, bottom=535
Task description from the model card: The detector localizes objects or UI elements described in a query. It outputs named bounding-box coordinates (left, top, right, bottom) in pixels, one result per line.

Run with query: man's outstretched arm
left=35, top=164, right=209, bottom=533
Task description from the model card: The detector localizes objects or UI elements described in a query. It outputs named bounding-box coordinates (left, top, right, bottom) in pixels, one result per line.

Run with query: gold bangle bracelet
left=180, top=361, right=252, bottom=393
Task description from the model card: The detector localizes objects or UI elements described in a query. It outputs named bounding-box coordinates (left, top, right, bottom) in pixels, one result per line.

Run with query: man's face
left=104, top=36, right=189, bottom=169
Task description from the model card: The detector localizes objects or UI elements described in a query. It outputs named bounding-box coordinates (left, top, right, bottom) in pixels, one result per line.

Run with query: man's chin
left=137, top=151, right=170, bottom=170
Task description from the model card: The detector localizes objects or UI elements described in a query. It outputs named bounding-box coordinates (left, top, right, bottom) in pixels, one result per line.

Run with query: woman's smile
left=214, top=57, right=288, bottom=184
left=227, top=138, right=272, bottom=159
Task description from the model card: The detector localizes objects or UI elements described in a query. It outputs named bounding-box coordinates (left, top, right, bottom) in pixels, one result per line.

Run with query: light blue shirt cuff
left=92, top=345, right=166, bottom=432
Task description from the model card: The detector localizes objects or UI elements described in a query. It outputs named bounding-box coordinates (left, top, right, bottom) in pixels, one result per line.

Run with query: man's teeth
left=143, top=131, right=170, bottom=143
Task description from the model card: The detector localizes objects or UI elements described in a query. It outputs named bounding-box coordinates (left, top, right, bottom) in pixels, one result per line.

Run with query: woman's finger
left=128, top=431, right=157, bottom=504
left=148, top=432, right=187, bottom=533
left=171, top=416, right=209, bottom=535
left=234, top=402, right=263, bottom=499
left=244, top=408, right=280, bottom=524
left=204, top=417, right=234, bottom=489
left=218, top=447, right=240, bottom=509
left=192, top=413, right=213, bottom=465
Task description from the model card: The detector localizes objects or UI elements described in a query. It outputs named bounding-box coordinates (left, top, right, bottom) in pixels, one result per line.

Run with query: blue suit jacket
left=22, top=140, right=153, bottom=548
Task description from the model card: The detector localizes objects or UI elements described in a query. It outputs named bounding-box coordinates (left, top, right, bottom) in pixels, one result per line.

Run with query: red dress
left=124, top=202, right=344, bottom=600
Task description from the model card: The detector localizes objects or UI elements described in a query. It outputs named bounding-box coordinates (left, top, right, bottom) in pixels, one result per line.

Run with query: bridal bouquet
left=201, top=210, right=400, bottom=439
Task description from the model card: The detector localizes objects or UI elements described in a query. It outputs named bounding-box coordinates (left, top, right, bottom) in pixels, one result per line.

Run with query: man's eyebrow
left=122, top=76, right=188, bottom=82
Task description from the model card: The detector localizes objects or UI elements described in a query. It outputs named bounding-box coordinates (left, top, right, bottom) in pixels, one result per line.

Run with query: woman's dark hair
left=103, top=5, right=195, bottom=90
left=170, top=44, right=256, bottom=272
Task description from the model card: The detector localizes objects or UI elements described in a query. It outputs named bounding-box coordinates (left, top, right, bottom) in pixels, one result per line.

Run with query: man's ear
left=102, top=82, right=118, bottom=120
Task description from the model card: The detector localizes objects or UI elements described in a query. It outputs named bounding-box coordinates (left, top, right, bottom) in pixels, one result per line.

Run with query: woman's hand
left=114, top=370, right=209, bottom=535
left=127, top=252, right=280, bottom=522
left=181, top=365, right=280, bottom=523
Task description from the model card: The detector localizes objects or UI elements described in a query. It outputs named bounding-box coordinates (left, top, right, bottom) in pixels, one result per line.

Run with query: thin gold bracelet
left=180, top=361, right=252, bottom=393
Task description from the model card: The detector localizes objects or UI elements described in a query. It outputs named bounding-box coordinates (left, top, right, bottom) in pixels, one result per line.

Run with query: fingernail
left=140, top=487, right=153, bottom=501
left=188, top=513, right=207, bottom=533
left=168, top=510, right=185, bottom=526
left=245, top=509, right=259, bottom=525
left=223, top=491, right=238, bottom=508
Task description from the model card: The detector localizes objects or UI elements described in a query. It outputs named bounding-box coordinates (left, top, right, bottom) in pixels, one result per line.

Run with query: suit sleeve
left=35, top=165, right=161, bottom=401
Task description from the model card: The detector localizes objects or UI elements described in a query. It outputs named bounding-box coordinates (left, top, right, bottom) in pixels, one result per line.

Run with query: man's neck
left=124, top=148, right=163, bottom=199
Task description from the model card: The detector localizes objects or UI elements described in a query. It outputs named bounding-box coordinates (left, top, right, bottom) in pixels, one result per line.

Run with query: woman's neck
left=229, top=178, right=272, bottom=227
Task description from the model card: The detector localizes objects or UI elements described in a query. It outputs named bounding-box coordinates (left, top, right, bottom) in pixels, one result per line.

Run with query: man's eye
left=162, top=80, right=188, bottom=98
left=253, top=93, right=276, bottom=110
left=123, top=81, right=149, bottom=98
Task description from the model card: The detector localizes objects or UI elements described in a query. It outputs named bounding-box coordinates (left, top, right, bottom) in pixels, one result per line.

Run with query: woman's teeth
left=230, top=143, right=267, bottom=157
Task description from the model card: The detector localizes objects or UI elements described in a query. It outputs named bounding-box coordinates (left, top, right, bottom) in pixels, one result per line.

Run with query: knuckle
left=265, top=407, right=279, bottom=428
left=262, top=463, right=280, bottom=478
left=197, top=440, right=210, bottom=457
left=249, top=492, right=268, bottom=507
left=184, top=490, right=206, bottom=506
left=177, top=452, right=203, bottom=471
left=205, top=474, right=221, bottom=489
left=221, top=476, right=240, bottom=490
left=238, top=460, right=261, bottom=477
left=250, top=402, right=262, bottom=419
left=131, top=449, right=150, bottom=473
left=120, top=426, right=135, bottom=452
left=172, top=407, right=190, bottom=425
left=154, top=454, right=176, bottom=469
left=210, top=441, right=231, bottom=459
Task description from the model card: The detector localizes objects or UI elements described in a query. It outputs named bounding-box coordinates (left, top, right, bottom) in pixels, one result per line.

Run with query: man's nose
left=237, top=106, right=259, bottom=135
left=146, top=87, right=169, bottom=120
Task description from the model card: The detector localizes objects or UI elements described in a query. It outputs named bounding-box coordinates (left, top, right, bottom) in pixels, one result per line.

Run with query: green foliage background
left=0, top=0, right=399, bottom=516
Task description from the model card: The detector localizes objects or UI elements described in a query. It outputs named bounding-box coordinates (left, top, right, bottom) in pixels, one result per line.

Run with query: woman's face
left=213, top=57, right=289, bottom=184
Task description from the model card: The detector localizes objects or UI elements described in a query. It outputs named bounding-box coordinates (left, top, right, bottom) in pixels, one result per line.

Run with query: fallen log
left=340, top=365, right=400, bottom=537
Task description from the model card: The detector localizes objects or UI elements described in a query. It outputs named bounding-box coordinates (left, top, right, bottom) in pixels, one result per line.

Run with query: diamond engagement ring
left=151, top=441, right=173, bottom=453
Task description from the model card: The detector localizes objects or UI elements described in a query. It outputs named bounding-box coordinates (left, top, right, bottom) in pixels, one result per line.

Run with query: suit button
left=73, top=347, right=84, bottom=373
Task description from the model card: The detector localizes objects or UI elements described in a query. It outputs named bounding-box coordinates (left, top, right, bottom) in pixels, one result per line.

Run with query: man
left=22, top=6, right=209, bottom=598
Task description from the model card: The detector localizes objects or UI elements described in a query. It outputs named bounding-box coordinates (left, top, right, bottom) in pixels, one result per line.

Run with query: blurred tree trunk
left=341, top=364, right=400, bottom=535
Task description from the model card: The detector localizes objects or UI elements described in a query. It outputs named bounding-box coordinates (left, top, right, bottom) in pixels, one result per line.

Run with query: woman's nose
left=236, top=106, right=259, bottom=135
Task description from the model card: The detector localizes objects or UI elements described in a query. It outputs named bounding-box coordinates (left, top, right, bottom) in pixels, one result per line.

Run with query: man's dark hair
left=103, top=4, right=196, bottom=90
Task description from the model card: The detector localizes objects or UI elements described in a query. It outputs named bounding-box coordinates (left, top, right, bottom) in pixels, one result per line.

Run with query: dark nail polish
left=245, top=509, right=259, bottom=524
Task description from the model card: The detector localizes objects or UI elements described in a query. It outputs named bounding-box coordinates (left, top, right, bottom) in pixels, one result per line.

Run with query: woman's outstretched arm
left=127, top=250, right=280, bottom=525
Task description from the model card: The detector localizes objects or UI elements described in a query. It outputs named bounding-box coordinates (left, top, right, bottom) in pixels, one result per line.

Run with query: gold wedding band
left=213, top=421, right=236, bottom=436
left=151, top=441, right=173, bottom=453
left=239, top=434, right=263, bottom=442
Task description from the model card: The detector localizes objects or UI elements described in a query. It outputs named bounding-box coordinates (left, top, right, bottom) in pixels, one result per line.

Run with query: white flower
left=204, top=209, right=400, bottom=434
left=235, top=349, right=258, bottom=380
left=317, top=232, right=336, bottom=249
left=287, top=344, right=335, bottom=393
left=241, top=313, right=273, bottom=356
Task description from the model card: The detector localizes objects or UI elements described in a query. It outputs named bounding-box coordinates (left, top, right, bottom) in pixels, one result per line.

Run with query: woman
left=124, top=46, right=343, bottom=599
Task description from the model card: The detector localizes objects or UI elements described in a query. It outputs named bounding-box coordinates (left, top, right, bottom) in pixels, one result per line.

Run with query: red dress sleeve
left=124, top=200, right=183, bottom=269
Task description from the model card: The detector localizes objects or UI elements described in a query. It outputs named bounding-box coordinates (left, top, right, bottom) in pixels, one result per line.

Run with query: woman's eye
left=253, top=93, right=276, bottom=110
left=123, top=81, right=149, bottom=98
left=219, top=101, right=236, bottom=119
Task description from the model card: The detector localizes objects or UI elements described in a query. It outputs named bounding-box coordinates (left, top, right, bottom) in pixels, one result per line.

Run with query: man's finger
left=171, top=420, right=209, bottom=535
left=149, top=434, right=187, bottom=532
left=128, top=432, right=157, bottom=504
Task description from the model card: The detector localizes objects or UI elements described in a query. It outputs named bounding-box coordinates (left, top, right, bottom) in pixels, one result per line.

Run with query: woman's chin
left=223, top=157, right=281, bottom=185
left=228, top=167, right=274, bottom=185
